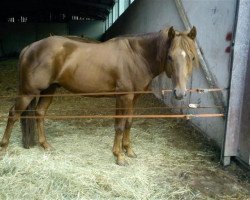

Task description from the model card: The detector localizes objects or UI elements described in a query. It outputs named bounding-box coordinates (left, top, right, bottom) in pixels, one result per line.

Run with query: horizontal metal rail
left=0, top=113, right=224, bottom=120
left=10, top=105, right=224, bottom=112
left=0, top=88, right=227, bottom=98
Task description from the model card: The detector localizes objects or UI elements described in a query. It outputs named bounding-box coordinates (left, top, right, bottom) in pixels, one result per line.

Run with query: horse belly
left=58, top=65, right=117, bottom=94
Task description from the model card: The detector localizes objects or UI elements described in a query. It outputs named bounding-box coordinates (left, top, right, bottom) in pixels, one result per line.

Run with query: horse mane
left=63, top=35, right=100, bottom=43
left=108, top=27, right=199, bottom=76
left=109, top=31, right=161, bottom=43
left=156, top=28, right=171, bottom=74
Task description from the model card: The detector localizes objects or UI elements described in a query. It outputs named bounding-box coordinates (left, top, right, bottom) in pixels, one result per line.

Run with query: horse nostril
left=173, top=89, right=186, bottom=100
left=173, top=89, right=177, bottom=96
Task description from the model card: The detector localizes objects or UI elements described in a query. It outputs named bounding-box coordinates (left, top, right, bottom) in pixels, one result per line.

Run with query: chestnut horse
left=0, top=27, right=198, bottom=165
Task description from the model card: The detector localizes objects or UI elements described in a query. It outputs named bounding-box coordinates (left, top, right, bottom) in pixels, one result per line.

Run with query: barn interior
left=0, top=0, right=249, bottom=199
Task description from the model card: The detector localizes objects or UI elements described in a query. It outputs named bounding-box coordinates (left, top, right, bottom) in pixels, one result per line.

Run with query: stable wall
left=104, top=0, right=237, bottom=147
left=0, top=21, right=104, bottom=57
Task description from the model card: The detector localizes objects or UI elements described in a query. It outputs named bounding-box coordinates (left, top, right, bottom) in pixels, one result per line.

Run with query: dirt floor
left=0, top=59, right=250, bottom=200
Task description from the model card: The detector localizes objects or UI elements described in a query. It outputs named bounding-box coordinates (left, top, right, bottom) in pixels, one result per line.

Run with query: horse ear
left=187, top=26, right=197, bottom=40
left=168, top=26, right=175, bottom=40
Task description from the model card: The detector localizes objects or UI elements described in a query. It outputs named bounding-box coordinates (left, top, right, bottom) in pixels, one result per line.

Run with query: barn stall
left=0, top=0, right=250, bottom=199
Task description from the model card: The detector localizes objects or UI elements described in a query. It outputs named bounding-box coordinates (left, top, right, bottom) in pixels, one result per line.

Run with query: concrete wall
left=104, top=0, right=237, bottom=147
left=0, top=21, right=104, bottom=57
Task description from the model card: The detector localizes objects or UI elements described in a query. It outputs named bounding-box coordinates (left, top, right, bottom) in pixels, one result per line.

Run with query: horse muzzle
left=173, top=89, right=186, bottom=100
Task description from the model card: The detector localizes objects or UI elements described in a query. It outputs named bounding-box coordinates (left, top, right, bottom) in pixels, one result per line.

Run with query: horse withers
left=0, top=27, right=199, bottom=165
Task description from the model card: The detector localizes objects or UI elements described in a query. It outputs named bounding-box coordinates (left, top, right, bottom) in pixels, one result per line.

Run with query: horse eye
left=192, top=56, right=195, bottom=61
left=167, top=55, right=172, bottom=61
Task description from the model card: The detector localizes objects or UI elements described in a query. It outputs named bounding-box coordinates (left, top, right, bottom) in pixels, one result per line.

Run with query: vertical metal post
left=222, top=0, right=250, bottom=166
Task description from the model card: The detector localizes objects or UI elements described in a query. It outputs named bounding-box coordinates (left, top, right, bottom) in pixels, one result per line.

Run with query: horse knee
left=8, top=108, right=20, bottom=122
left=115, top=125, right=125, bottom=133
left=35, top=109, right=45, bottom=118
left=9, top=109, right=15, bottom=117
left=121, top=94, right=134, bottom=101
left=125, top=120, right=132, bottom=130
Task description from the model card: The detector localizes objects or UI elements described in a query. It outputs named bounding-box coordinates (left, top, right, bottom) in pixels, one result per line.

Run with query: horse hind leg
left=35, top=85, right=57, bottom=150
left=0, top=96, right=35, bottom=152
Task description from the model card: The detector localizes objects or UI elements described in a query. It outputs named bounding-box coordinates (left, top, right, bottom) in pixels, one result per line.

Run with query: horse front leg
left=122, top=96, right=138, bottom=158
left=122, top=95, right=139, bottom=158
left=113, top=94, right=134, bottom=166
left=123, top=120, right=137, bottom=158
left=113, top=117, right=127, bottom=166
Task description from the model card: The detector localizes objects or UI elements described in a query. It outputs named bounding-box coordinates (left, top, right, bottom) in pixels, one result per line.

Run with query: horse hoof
left=0, top=141, right=6, bottom=148
left=126, top=149, right=137, bottom=158
left=0, top=148, right=7, bottom=157
left=126, top=152, right=137, bottom=158
left=41, top=142, right=53, bottom=151
left=0, top=142, right=8, bottom=151
left=23, top=144, right=30, bottom=149
left=117, top=159, right=129, bottom=166
left=44, top=145, right=53, bottom=151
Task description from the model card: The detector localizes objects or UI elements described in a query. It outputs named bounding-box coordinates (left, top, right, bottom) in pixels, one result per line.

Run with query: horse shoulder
left=106, top=39, right=152, bottom=90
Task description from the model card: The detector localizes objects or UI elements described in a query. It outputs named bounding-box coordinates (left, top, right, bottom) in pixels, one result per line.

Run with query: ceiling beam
left=0, top=0, right=114, bottom=21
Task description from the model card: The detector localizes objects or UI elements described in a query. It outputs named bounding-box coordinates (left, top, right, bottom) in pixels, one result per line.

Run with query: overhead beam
left=0, top=0, right=114, bottom=21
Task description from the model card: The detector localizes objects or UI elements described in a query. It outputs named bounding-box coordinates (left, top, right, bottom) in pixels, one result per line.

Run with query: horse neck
left=127, top=34, right=163, bottom=78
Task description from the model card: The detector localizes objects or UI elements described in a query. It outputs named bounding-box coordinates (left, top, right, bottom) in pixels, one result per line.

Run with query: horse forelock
left=170, top=34, right=199, bottom=74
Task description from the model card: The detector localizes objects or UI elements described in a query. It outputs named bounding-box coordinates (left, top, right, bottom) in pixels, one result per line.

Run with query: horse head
left=159, top=26, right=199, bottom=100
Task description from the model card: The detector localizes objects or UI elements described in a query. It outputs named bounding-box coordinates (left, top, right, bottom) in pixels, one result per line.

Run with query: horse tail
left=18, top=46, right=37, bottom=148
left=21, top=99, right=37, bottom=148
